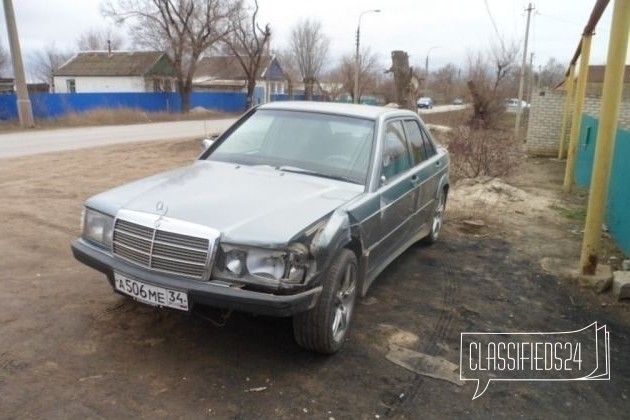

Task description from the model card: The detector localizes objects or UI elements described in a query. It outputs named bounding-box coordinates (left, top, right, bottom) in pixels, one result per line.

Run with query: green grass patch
left=550, top=204, right=587, bottom=221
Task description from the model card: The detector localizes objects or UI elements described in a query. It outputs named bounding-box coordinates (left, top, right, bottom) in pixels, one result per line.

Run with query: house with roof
left=556, top=65, right=630, bottom=99
left=0, top=78, right=50, bottom=94
left=53, top=51, right=177, bottom=94
left=527, top=64, right=630, bottom=157
left=583, top=65, right=630, bottom=98
left=193, top=55, right=287, bottom=103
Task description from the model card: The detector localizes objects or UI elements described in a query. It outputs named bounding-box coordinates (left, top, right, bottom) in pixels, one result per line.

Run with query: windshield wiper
left=277, top=166, right=358, bottom=184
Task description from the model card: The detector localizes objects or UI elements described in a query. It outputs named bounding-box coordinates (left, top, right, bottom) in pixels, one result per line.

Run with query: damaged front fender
left=309, top=209, right=355, bottom=277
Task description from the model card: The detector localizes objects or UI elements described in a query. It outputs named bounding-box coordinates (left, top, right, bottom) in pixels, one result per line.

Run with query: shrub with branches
left=445, top=126, right=523, bottom=179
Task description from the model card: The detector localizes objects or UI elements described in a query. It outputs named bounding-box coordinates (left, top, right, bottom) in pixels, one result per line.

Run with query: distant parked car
left=453, top=98, right=464, bottom=105
left=505, top=98, right=530, bottom=112
left=417, top=97, right=434, bottom=109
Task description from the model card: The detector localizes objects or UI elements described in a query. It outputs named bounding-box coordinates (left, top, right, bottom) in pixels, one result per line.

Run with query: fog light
left=284, top=266, right=306, bottom=284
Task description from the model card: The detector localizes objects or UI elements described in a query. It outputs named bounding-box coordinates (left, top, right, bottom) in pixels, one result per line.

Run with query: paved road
left=0, top=118, right=236, bottom=159
left=418, top=104, right=468, bottom=114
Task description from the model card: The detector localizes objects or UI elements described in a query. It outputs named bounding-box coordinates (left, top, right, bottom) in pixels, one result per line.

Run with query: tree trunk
left=179, top=79, right=192, bottom=113
left=390, top=51, right=414, bottom=110
left=305, top=77, right=314, bottom=101
left=245, top=79, right=255, bottom=110
left=467, top=80, right=486, bottom=128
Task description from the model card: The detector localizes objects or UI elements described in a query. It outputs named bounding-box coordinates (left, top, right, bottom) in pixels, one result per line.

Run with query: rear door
left=402, top=119, right=442, bottom=232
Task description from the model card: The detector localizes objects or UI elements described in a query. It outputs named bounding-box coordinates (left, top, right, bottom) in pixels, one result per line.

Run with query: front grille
left=113, top=218, right=211, bottom=279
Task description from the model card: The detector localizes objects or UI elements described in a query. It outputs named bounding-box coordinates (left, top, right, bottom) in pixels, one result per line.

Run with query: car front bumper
left=71, top=239, right=322, bottom=317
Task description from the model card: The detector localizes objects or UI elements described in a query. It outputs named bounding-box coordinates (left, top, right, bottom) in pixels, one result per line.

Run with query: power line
left=484, top=0, right=506, bottom=51
left=537, top=12, right=611, bottom=33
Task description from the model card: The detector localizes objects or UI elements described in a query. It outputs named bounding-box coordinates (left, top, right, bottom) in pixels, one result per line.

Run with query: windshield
left=205, top=109, right=375, bottom=185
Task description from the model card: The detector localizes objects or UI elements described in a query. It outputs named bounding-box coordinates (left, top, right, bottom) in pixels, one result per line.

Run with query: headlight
left=218, top=243, right=309, bottom=284
left=83, top=208, right=114, bottom=249
left=246, top=249, right=286, bottom=280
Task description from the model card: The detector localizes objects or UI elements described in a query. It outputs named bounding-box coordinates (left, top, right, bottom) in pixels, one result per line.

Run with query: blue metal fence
left=575, top=114, right=630, bottom=255
left=0, top=91, right=344, bottom=121
left=0, top=91, right=248, bottom=120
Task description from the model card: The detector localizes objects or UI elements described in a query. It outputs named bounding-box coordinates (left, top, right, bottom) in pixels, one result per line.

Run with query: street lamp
left=424, top=46, right=440, bottom=96
left=354, top=9, right=380, bottom=104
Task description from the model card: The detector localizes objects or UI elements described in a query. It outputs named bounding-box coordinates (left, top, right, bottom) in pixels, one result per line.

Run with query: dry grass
left=0, top=107, right=237, bottom=132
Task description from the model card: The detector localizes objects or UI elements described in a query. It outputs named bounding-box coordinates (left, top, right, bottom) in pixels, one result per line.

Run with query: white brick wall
left=526, top=90, right=567, bottom=156
left=526, top=89, right=630, bottom=157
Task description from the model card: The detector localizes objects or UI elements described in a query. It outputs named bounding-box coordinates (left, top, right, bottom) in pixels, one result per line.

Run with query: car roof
left=258, top=101, right=417, bottom=120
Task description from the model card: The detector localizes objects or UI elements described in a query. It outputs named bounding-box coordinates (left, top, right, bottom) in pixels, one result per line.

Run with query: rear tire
left=293, top=249, right=358, bottom=354
left=423, top=188, right=447, bottom=245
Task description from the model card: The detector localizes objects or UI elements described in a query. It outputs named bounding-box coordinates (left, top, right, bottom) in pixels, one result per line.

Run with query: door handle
left=411, top=175, right=420, bottom=186
left=435, top=160, right=441, bottom=166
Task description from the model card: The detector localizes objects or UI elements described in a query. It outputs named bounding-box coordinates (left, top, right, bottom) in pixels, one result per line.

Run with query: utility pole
left=424, top=46, right=439, bottom=97
left=354, top=25, right=360, bottom=103
left=2, top=0, right=34, bottom=128
left=527, top=52, right=534, bottom=103
left=514, top=2, right=534, bottom=141
left=354, top=9, right=380, bottom=104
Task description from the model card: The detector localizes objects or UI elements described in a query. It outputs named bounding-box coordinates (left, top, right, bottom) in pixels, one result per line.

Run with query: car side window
left=419, top=127, right=437, bottom=159
left=403, top=120, right=428, bottom=165
left=381, top=120, right=411, bottom=183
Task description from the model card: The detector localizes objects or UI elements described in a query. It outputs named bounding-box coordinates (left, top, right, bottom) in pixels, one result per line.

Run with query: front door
left=368, top=120, right=416, bottom=272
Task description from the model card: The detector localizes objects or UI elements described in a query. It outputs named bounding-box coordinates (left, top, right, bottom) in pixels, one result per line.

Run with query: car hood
left=87, top=161, right=363, bottom=246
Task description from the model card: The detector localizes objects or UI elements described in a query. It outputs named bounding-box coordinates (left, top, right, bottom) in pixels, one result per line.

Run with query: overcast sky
left=0, top=0, right=625, bottom=81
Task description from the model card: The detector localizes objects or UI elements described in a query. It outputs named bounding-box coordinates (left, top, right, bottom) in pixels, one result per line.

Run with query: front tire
left=293, top=249, right=358, bottom=354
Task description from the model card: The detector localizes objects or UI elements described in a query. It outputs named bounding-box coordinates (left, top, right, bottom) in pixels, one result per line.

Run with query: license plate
left=114, top=272, right=189, bottom=311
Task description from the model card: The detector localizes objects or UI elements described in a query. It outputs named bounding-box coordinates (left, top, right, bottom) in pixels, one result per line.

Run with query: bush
left=445, top=126, right=523, bottom=179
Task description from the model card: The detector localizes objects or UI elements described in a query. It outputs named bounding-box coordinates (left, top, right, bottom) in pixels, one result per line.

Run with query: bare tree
left=431, top=63, right=459, bottom=103
left=538, top=57, right=566, bottom=89
left=319, top=68, right=345, bottom=101
left=336, top=47, right=380, bottom=102
left=0, top=40, right=10, bottom=77
left=103, top=0, right=236, bottom=112
left=288, top=18, right=329, bottom=100
left=77, top=27, right=125, bottom=51
left=275, top=49, right=301, bottom=98
left=466, top=40, right=519, bottom=128
left=29, top=43, right=72, bottom=89
left=222, top=0, right=270, bottom=110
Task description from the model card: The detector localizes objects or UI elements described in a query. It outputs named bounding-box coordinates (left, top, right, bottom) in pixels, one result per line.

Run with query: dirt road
left=0, top=140, right=628, bottom=418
